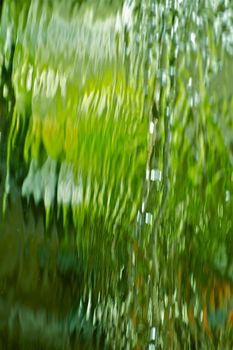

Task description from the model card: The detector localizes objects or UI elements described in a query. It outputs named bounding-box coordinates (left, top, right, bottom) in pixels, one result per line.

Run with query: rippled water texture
left=0, top=0, right=233, bottom=349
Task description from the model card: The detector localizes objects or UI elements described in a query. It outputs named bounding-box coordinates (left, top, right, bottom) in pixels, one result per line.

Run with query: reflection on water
left=0, top=0, right=233, bottom=348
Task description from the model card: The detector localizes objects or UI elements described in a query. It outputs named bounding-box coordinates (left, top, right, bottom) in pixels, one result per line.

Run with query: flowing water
left=0, top=0, right=233, bottom=349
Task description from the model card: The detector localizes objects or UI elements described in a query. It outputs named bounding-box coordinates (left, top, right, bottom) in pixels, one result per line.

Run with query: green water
left=0, top=0, right=233, bottom=349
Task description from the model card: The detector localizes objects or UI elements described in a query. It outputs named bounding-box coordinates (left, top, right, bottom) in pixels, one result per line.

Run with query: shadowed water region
left=0, top=0, right=233, bottom=349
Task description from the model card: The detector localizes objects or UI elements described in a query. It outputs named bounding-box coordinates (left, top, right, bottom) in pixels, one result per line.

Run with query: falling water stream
left=0, top=0, right=233, bottom=349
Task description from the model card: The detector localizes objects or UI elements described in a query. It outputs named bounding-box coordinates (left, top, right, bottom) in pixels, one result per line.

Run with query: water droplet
left=149, top=122, right=155, bottom=134
left=145, top=212, right=152, bottom=225
left=151, top=169, right=162, bottom=182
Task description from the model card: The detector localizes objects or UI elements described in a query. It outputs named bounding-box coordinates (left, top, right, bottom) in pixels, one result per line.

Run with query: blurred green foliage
left=0, top=0, right=233, bottom=349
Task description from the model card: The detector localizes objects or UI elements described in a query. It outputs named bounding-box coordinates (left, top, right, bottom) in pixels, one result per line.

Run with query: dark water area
left=0, top=178, right=102, bottom=349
